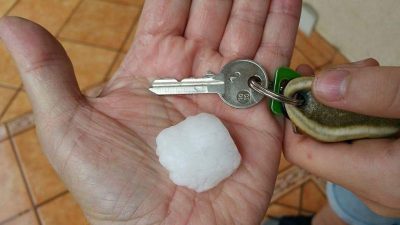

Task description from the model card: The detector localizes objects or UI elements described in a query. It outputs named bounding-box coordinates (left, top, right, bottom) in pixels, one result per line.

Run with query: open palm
left=0, top=1, right=301, bottom=224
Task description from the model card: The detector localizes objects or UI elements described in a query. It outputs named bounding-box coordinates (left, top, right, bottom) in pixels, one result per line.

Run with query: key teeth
left=152, top=79, right=179, bottom=84
left=149, top=88, right=158, bottom=94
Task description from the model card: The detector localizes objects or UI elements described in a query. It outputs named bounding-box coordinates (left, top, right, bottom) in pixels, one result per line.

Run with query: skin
left=0, top=0, right=302, bottom=224
left=287, top=60, right=400, bottom=223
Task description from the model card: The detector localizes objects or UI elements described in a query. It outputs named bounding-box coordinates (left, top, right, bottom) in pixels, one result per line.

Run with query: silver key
left=149, top=59, right=269, bottom=108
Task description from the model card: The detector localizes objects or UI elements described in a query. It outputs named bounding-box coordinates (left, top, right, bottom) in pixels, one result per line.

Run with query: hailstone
left=156, top=113, right=241, bottom=192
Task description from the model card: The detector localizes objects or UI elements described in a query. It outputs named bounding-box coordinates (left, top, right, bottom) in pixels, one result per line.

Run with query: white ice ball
left=156, top=113, right=241, bottom=192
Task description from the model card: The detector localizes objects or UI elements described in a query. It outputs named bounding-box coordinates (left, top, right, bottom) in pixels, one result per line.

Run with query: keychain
left=149, top=59, right=400, bottom=142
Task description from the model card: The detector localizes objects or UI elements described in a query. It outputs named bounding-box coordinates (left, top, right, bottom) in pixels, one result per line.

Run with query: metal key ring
left=249, top=78, right=304, bottom=106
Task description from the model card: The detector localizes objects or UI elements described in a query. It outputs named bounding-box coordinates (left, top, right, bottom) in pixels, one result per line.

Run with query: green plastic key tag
left=270, top=67, right=301, bottom=116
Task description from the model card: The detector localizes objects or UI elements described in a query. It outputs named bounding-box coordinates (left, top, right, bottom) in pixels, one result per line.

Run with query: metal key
left=149, top=59, right=269, bottom=108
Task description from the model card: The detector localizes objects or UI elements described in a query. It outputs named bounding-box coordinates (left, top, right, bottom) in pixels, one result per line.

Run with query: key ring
left=249, top=78, right=304, bottom=106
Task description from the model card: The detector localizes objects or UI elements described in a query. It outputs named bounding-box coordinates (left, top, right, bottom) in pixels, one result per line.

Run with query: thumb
left=312, top=66, right=400, bottom=118
left=0, top=17, right=82, bottom=121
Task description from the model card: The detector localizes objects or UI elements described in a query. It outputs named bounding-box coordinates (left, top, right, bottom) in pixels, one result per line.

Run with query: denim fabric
left=327, top=182, right=400, bottom=225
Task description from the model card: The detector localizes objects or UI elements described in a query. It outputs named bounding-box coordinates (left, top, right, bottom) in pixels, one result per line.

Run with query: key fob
left=283, top=76, right=400, bottom=142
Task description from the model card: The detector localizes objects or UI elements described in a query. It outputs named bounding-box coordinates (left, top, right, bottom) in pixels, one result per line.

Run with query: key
left=149, top=59, right=269, bottom=108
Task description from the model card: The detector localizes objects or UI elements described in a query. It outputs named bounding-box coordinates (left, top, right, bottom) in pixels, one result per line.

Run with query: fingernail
left=314, top=70, right=349, bottom=101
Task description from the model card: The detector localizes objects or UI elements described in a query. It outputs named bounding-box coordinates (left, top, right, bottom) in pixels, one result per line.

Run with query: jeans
left=327, top=182, right=400, bottom=225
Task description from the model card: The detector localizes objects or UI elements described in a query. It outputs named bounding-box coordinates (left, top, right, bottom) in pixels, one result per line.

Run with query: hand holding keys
left=149, top=59, right=400, bottom=142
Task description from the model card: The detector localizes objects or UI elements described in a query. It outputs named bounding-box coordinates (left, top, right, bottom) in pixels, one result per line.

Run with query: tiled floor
left=0, top=1, right=349, bottom=224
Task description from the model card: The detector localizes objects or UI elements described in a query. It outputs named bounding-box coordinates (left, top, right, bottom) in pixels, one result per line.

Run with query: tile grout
left=0, top=86, right=22, bottom=122
left=5, top=125, right=42, bottom=225
left=0, top=111, right=32, bottom=126
left=96, top=0, right=142, bottom=7
left=299, top=182, right=304, bottom=214
left=4, top=0, right=20, bottom=16
left=103, top=7, right=143, bottom=81
left=274, top=202, right=315, bottom=214
left=59, top=37, right=120, bottom=52
left=0, top=83, right=20, bottom=90
left=0, top=209, right=31, bottom=225
left=35, top=190, right=69, bottom=209
left=55, top=0, right=84, bottom=38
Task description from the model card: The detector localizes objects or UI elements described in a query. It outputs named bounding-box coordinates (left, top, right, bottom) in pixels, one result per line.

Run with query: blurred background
left=0, top=0, right=398, bottom=224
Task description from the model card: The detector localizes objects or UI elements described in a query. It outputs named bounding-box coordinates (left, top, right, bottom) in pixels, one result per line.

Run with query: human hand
left=284, top=59, right=400, bottom=217
left=0, top=1, right=301, bottom=224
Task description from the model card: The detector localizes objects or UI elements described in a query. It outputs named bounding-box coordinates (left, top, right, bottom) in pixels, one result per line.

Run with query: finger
left=283, top=122, right=400, bottom=208
left=0, top=17, right=82, bottom=119
left=135, top=0, right=191, bottom=37
left=185, top=0, right=232, bottom=49
left=295, top=58, right=380, bottom=77
left=255, top=0, right=302, bottom=76
left=219, top=0, right=270, bottom=59
left=296, top=64, right=314, bottom=76
left=313, top=66, right=400, bottom=118
left=325, top=58, right=380, bottom=70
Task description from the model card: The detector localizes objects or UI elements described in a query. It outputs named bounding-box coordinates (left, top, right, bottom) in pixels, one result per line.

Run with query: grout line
left=0, top=209, right=31, bottom=225
left=278, top=164, right=293, bottom=174
left=0, top=86, right=22, bottom=122
left=101, top=52, right=120, bottom=82
left=299, top=182, right=304, bottom=214
left=0, top=109, right=35, bottom=126
left=274, top=202, right=315, bottom=214
left=102, top=6, right=143, bottom=81
left=4, top=0, right=20, bottom=16
left=0, top=83, right=20, bottom=90
left=55, top=0, right=84, bottom=38
left=35, top=190, right=69, bottom=209
left=58, top=37, right=119, bottom=52
left=293, top=46, right=317, bottom=69
left=96, top=0, right=138, bottom=6
left=5, top=125, right=43, bottom=225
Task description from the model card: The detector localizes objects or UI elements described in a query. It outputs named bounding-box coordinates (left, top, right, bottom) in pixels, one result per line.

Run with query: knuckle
left=258, top=41, right=292, bottom=59
left=23, top=51, right=69, bottom=75
left=269, top=0, right=302, bottom=21
left=385, top=79, right=400, bottom=116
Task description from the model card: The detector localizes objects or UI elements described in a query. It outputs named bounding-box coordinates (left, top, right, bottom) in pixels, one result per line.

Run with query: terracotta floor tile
left=13, top=129, right=66, bottom=205
left=107, top=53, right=126, bottom=79
left=295, top=32, right=332, bottom=68
left=108, top=0, right=133, bottom=4
left=3, top=211, right=38, bottom=225
left=266, top=204, right=299, bottom=218
left=0, top=0, right=17, bottom=16
left=60, top=0, right=140, bottom=49
left=290, top=48, right=315, bottom=70
left=38, top=193, right=88, bottom=225
left=331, top=52, right=350, bottom=66
left=301, top=180, right=327, bottom=213
left=276, top=187, right=301, bottom=208
left=308, top=32, right=337, bottom=59
left=8, top=0, right=81, bottom=35
left=0, top=42, right=21, bottom=88
left=61, top=40, right=118, bottom=90
left=110, top=0, right=145, bottom=6
left=122, top=20, right=139, bottom=52
left=278, top=153, right=291, bottom=172
left=133, top=0, right=145, bottom=6
left=0, top=140, right=31, bottom=222
left=0, top=87, right=17, bottom=118
left=1, top=91, right=32, bottom=123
